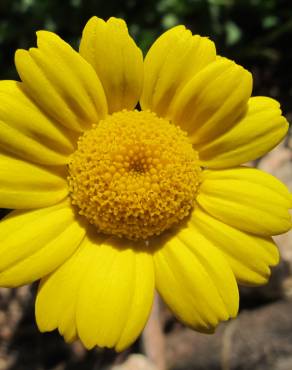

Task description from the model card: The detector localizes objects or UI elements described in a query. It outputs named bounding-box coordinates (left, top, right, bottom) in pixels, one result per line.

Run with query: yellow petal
left=0, top=152, right=68, bottom=208
left=169, top=57, right=252, bottom=144
left=116, top=248, right=155, bottom=351
left=153, top=227, right=238, bottom=332
left=140, top=26, right=216, bottom=117
left=36, top=235, right=154, bottom=351
left=36, top=239, right=94, bottom=343
left=198, top=96, right=289, bottom=168
left=0, top=80, right=76, bottom=165
left=15, top=31, right=107, bottom=132
left=0, top=199, right=85, bottom=287
left=80, top=17, right=143, bottom=113
left=197, top=167, right=292, bottom=236
left=191, top=207, right=279, bottom=285
left=177, top=226, right=239, bottom=317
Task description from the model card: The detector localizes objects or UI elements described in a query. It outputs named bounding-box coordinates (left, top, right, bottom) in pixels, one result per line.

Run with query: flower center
left=68, top=110, right=201, bottom=241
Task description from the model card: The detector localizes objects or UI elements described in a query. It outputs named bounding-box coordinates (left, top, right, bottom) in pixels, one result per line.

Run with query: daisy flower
left=0, top=16, right=291, bottom=351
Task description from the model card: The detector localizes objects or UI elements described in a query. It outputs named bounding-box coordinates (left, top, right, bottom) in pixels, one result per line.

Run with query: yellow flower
left=0, top=16, right=291, bottom=351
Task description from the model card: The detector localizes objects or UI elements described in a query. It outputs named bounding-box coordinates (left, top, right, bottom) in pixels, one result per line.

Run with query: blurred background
left=0, top=0, right=291, bottom=369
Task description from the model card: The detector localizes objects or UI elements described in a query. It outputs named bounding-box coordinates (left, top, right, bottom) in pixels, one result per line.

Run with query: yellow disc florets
left=68, top=110, right=201, bottom=241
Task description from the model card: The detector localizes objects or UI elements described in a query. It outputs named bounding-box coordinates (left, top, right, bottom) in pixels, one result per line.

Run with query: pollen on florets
left=68, top=110, right=202, bottom=241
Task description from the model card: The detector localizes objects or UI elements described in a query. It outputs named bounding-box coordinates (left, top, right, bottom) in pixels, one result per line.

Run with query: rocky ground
left=0, top=129, right=291, bottom=370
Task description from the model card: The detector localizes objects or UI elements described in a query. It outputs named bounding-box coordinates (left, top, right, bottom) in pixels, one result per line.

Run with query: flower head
left=0, top=16, right=291, bottom=351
